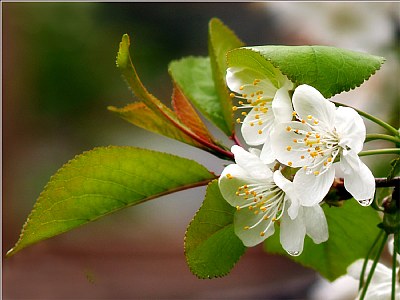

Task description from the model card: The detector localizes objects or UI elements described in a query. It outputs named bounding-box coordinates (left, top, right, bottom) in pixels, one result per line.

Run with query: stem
left=365, top=134, right=400, bottom=145
left=359, top=230, right=385, bottom=290
left=360, top=232, right=389, bottom=300
left=392, top=233, right=398, bottom=300
left=359, top=149, right=400, bottom=157
left=332, top=101, right=399, bottom=137
left=230, top=134, right=245, bottom=148
left=375, top=177, right=400, bottom=188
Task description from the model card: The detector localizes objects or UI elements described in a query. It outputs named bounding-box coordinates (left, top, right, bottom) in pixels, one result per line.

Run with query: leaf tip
left=116, top=34, right=131, bottom=69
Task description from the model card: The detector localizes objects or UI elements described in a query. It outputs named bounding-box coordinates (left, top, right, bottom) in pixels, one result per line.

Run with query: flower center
left=230, top=78, right=275, bottom=135
left=286, top=114, right=341, bottom=175
left=234, top=181, right=286, bottom=236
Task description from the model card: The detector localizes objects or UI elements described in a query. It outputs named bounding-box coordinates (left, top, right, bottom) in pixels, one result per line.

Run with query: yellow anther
left=244, top=226, right=250, bottom=230
left=314, top=120, right=319, bottom=125
left=248, top=206, right=253, bottom=210
left=303, top=166, right=308, bottom=170
left=247, top=99, right=252, bottom=103
left=316, top=134, right=321, bottom=139
left=327, top=157, right=333, bottom=162
left=257, top=95, right=263, bottom=100
left=232, top=106, right=238, bottom=111
left=250, top=93, right=255, bottom=97
left=239, top=86, right=244, bottom=90
left=226, top=173, right=233, bottom=179
left=243, top=185, right=248, bottom=189
left=258, top=121, right=263, bottom=125
left=258, top=129, right=263, bottom=134
left=235, top=191, right=240, bottom=196
left=238, top=101, right=244, bottom=105
left=241, top=112, right=247, bottom=116
left=250, top=122, right=255, bottom=127
left=242, top=94, right=247, bottom=98
left=260, top=231, right=265, bottom=237
left=272, top=217, right=277, bottom=222
left=263, top=216, right=269, bottom=220
left=229, top=93, right=235, bottom=98
left=307, top=115, right=313, bottom=119
left=286, top=146, right=292, bottom=151
left=310, top=151, right=318, bottom=158
left=292, top=111, right=297, bottom=116
left=254, top=107, right=259, bottom=112
left=301, top=119, right=306, bottom=124
left=236, top=206, right=241, bottom=211
left=295, top=129, right=299, bottom=133
left=236, top=118, right=241, bottom=124
left=293, top=139, right=298, bottom=143
left=286, top=126, right=292, bottom=132
left=261, top=108, right=268, bottom=113
left=301, top=155, right=305, bottom=159
left=324, top=162, right=328, bottom=166
left=255, top=114, right=260, bottom=119
left=259, top=90, right=264, bottom=94
left=288, top=161, right=293, bottom=166
left=315, top=146, right=321, bottom=151
left=254, top=210, right=259, bottom=215
left=314, top=171, right=320, bottom=176
left=260, top=206, right=267, bottom=212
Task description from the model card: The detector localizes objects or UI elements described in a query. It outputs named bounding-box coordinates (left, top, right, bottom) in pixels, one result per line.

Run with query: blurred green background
left=3, top=2, right=399, bottom=299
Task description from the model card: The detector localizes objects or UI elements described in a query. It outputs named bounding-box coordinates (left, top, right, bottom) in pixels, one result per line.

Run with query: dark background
left=3, top=2, right=399, bottom=299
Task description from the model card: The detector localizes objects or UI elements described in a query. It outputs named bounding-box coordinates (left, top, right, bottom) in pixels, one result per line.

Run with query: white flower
left=347, top=237, right=400, bottom=300
left=226, top=65, right=294, bottom=163
left=271, top=84, right=375, bottom=206
left=218, top=145, right=328, bottom=255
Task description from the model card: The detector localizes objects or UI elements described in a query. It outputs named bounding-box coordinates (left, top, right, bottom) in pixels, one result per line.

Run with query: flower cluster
left=219, top=65, right=376, bottom=256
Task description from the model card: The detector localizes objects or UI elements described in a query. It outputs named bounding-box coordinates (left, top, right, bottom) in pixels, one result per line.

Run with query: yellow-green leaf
left=7, top=146, right=216, bottom=257
left=108, top=103, right=204, bottom=148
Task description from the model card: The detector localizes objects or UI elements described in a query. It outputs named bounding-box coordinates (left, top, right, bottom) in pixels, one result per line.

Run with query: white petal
left=280, top=209, right=306, bottom=255
left=335, top=107, right=366, bottom=154
left=219, top=164, right=253, bottom=207
left=272, top=87, right=293, bottom=123
left=273, top=171, right=299, bottom=220
left=231, top=145, right=273, bottom=180
left=292, top=84, right=336, bottom=129
left=340, top=150, right=375, bottom=204
left=271, top=122, right=315, bottom=167
left=347, top=259, right=366, bottom=280
left=226, top=67, right=277, bottom=97
left=259, top=133, right=276, bottom=164
left=303, top=205, right=329, bottom=244
left=234, top=208, right=275, bottom=247
left=293, top=167, right=335, bottom=206
left=241, top=102, right=274, bottom=145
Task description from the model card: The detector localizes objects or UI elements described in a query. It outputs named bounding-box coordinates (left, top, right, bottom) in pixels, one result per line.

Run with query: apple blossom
left=218, top=145, right=328, bottom=256
left=226, top=66, right=294, bottom=163
left=271, top=84, right=375, bottom=206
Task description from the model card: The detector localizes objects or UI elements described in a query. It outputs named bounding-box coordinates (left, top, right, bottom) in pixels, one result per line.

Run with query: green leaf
left=230, top=46, right=385, bottom=98
left=108, top=103, right=204, bottom=148
left=7, top=146, right=216, bottom=257
left=169, top=57, right=229, bottom=135
left=264, top=200, right=381, bottom=281
left=208, top=18, right=244, bottom=135
left=227, top=48, right=291, bottom=89
left=185, top=180, right=246, bottom=278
